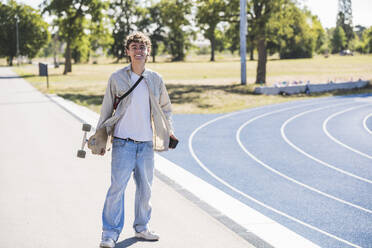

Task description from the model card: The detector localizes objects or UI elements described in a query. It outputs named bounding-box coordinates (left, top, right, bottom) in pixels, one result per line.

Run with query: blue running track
left=161, top=94, right=372, bottom=248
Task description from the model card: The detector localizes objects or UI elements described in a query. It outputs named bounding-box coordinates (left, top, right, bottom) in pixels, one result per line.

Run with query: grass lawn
left=12, top=54, right=372, bottom=114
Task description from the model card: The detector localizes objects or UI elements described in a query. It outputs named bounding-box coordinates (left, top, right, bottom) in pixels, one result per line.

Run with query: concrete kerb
left=254, top=80, right=369, bottom=95
left=47, top=94, right=320, bottom=248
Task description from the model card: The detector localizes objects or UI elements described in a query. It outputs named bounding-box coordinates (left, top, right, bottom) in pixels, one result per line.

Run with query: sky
left=301, top=0, right=372, bottom=28
left=19, top=0, right=372, bottom=29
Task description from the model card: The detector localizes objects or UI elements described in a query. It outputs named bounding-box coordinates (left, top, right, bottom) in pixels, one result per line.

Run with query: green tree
left=136, top=3, right=166, bottom=63
left=43, top=0, right=108, bottom=74
left=331, top=25, right=347, bottom=53
left=271, top=5, right=317, bottom=59
left=220, top=0, right=240, bottom=55
left=310, top=14, right=326, bottom=54
left=352, top=26, right=372, bottom=54
left=224, top=21, right=239, bottom=54
left=88, top=17, right=114, bottom=61
left=108, top=0, right=137, bottom=62
left=336, top=0, right=354, bottom=48
left=195, top=0, right=228, bottom=61
left=248, top=0, right=282, bottom=84
left=159, top=0, right=193, bottom=61
left=354, top=25, right=366, bottom=40
left=362, top=27, right=372, bottom=53
left=0, top=1, right=49, bottom=66
left=69, top=16, right=112, bottom=63
left=71, top=27, right=90, bottom=63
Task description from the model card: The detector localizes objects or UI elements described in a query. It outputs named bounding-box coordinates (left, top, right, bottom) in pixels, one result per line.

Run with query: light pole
left=15, top=15, right=20, bottom=66
left=240, top=0, right=247, bottom=85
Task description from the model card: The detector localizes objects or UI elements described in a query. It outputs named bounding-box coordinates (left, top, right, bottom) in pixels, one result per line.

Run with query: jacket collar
left=124, top=64, right=149, bottom=78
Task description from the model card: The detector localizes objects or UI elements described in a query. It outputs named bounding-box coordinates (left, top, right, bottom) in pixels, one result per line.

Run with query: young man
left=97, top=32, right=176, bottom=248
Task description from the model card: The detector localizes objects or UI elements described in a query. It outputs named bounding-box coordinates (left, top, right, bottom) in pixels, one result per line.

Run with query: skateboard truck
left=77, top=123, right=91, bottom=158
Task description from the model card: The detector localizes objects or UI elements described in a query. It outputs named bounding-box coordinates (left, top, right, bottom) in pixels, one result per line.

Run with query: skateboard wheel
left=82, top=123, right=91, bottom=132
left=77, top=150, right=86, bottom=158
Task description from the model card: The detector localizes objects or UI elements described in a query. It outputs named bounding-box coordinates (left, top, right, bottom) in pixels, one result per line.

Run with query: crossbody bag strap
left=113, top=75, right=144, bottom=110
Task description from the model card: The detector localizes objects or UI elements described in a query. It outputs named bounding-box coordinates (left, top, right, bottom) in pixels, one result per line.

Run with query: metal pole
left=240, top=0, right=247, bottom=85
left=16, top=16, right=20, bottom=66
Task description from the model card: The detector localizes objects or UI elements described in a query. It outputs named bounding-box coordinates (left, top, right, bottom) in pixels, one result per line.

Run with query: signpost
left=16, top=15, right=20, bottom=66
left=39, top=63, right=49, bottom=89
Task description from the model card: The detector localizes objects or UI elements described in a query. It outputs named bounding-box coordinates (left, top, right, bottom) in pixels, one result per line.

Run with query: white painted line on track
left=155, top=154, right=321, bottom=248
left=323, top=104, right=372, bottom=160
left=189, top=100, right=362, bottom=248
left=236, top=105, right=372, bottom=214
left=362, top=113, right=372, bottom=135
left=281, top=102, right=372, bottom=184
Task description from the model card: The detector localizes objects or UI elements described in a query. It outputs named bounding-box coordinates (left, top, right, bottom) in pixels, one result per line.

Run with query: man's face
left=126, top=42, right=149, bottom=62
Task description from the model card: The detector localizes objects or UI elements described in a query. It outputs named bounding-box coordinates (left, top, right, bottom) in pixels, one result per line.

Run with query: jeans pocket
left=146, top=141, right=154, bottom=149
left=113, top=138, right=126, bottom=148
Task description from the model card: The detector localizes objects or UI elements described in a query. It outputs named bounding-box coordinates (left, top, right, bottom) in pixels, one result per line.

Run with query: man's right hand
left=99, top=148, right=106, bottom=156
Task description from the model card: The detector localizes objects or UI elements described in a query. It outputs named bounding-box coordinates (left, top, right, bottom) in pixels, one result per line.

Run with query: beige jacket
left=96, top=65, right=174, bottom=152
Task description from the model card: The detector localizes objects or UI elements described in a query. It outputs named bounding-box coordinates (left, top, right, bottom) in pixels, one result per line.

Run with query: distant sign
left=38, top=63, right=49, bottom=88
left=38, top=63, right=48, bottom=76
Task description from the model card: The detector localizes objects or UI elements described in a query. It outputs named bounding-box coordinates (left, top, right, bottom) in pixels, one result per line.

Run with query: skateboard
left=77, top=123, right=91, bottom=158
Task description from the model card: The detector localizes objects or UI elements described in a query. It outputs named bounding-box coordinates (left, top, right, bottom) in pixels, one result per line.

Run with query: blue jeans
left=101, top=138, right=154, bottom=241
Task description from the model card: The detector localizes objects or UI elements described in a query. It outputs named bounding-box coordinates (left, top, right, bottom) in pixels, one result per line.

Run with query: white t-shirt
left=113, top=72, right=153, bottom=141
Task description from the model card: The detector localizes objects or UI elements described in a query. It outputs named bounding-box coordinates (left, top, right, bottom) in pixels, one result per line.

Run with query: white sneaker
left=99, top=238, right=115, bottom=248
left=135, top=229, right=160, bottom=241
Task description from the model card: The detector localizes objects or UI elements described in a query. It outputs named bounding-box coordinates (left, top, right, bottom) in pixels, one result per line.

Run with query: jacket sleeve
left=96, top=75, right=116, bottom=130
left=158, top=77, right=175, bottom=135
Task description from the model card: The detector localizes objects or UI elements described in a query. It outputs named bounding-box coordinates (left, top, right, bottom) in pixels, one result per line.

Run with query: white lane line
left=236, top=109, right=372, bottom=215
left=189, top=100, right=362, bottom=248
left=323, top=104, right=372, bottom=160
left=362, top=113, right=372, bottom=135
left=281, top=102, right=372, bottom=184
left=155, top=155, right=321, bottom=248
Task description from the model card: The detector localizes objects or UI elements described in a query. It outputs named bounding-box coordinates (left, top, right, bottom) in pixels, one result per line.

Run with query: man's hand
left=99, top=148, right=106, bottom=156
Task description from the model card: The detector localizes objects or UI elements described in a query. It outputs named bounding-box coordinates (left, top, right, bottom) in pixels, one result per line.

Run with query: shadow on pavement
left=0, top=76, right=22, bottom=79
left=115, top=237, right=158, bottom=247
left=0, top=74, right=40, bottom=79
left=115, top=237, right=138, bottom=248
left=58, top=93, right=104, bottom=106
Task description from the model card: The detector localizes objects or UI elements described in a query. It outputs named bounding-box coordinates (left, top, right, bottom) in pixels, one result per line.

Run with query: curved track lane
left=161, top=94, right=372, bottom=248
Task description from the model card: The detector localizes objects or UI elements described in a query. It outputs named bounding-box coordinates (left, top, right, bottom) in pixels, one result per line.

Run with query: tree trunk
left=250, top=36, right=254, bottom=61
left=53, top=50, right=59, bottom=68
left=64, top=41, right=72, bottom=75
left=53, top=34, right=59, bottom=68
left=256, top=37, right=267, bottom=84
left=8, top=56, right=13, bottom=66
left=210, top=35, right=215, bottom=62
left=250, top=46, right=254, bottom=61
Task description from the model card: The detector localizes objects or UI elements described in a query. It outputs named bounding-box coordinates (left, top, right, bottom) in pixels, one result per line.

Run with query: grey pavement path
left=0, top=67, right=253, bottom=248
